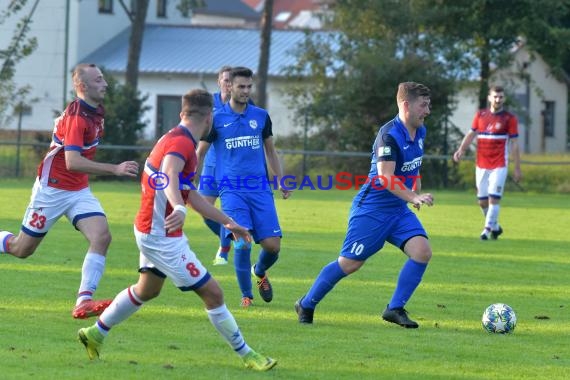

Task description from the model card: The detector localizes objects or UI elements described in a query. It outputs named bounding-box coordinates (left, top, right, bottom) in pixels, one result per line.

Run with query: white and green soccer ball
left=482, top=303, right=517, bottom=334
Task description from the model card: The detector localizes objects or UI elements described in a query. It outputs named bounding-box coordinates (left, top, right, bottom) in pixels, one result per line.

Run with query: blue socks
left=301, top=258, right=428, bottom=311
left=301, top=260, right=347, bottom=310
left=233, top=239, right=253, bottom=299
left=253, top=249, right=278, bottom=276
left=388, top=259, right=428, bottom=309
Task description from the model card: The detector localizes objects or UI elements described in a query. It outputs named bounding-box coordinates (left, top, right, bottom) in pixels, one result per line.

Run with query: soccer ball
left=482, top=303, right=517, bottom=334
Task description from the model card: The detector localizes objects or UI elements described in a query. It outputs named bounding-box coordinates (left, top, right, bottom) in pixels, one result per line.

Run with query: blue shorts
left=340, top=206, right=427, bottom=261
left=198, top=165, right=219, bottom=198
left=220, top=190, right=282, bottom=244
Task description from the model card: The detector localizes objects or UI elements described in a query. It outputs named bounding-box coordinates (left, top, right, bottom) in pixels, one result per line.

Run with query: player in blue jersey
left=200, top=66, right=233, bottom=265
left=295, top=82, right=434, bottom=328
left=197, top=67, right=292, bottom=308
left=200, top=66, right=258, bottom=266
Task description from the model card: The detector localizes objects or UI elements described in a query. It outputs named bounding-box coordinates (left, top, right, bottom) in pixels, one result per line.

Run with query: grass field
left=0, top=179, right=569, bottom=379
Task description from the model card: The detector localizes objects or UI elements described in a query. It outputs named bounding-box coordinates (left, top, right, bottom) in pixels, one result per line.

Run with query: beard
left=90, top=90, right=105, bottom=105
left=233, top=95, right=249, bottom=105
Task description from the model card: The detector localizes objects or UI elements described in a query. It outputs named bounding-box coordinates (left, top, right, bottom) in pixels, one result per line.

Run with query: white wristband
left=173, top=204, right=187, bottom=216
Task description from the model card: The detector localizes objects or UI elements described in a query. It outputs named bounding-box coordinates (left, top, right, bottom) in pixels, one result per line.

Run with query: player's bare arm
left=65, top=150, right=139, bottom=177
left=186, top=191, right=251, bottom=242
left=195, top=140, right=211, bottom=175
left=377, top=160, right=433, bottom=210
left=263, top=137, right=291, bottom=199
left=453, top=130, right=477, bottom=162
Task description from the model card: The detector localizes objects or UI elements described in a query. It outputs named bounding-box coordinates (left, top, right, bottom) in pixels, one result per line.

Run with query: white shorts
left=475, top=167, right=508, bottom=199
left=21, top=178, right=105, bottom=237
left=134, top=228, right=210, bottom=291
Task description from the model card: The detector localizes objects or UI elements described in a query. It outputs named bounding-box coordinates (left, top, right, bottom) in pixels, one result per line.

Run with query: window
left=98, top=0, right=113, bottom=14
left=157, top=0, right=167, bottom=18
left=13, top=104, right=32, bottom=116
left=542, top=101, right=555, bottom=138
left=156, top=96, right=181, bottom=138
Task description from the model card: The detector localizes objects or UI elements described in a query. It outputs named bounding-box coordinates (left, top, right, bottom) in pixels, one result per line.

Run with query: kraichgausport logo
left=146, top=172, right=421, bottom=192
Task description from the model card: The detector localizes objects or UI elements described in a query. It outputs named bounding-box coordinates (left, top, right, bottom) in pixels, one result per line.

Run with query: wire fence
left=1, top=141, right=569, bottom=192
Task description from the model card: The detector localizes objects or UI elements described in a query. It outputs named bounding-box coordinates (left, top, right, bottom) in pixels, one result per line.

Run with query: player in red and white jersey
left=37, top=95, right=104, bottom=191
left=77, top=90, right=277, bottom=371
left=134, top=124, right=197, bottom=237
left=453, top=85, right=522, bottom=240
left=0, top=63, right=139, bottom=319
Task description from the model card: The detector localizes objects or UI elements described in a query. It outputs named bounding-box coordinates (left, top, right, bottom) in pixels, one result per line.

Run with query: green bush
left=278, top=145, right=570, bottom=194
left=450, top=155, right=570, bottom=193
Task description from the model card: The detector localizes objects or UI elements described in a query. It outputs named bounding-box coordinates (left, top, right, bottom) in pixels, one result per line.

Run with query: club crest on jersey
left=249, top=120, right=258, bottom=129
left=418, top=138, right=423, bottom=150
left=378, top=146, right=391, bottom=157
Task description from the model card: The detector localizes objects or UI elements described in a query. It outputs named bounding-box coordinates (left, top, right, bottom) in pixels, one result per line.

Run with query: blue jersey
left=202, top=92, right=226, bottom=167
left=206, top=102, right=273, bottom=191
left=353, top=115, right=425, bottom=210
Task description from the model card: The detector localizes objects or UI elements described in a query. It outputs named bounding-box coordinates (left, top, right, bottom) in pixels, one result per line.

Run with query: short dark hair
left=229, top=66, right=253, bottom=82
left=181, top=89, right=213, bottom=117
left=218, top=65, right=232, bottom=77
left=489, top=85, right=504, bottom=94
left=397, top=82, right=431, bottom=103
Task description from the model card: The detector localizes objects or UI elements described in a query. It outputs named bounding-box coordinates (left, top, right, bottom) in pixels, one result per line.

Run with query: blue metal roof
left=81, top=25, right=332, bottom=77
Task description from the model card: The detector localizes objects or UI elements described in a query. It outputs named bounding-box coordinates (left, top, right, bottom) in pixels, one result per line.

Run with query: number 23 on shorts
left=28, top=210, right=47, bottom=230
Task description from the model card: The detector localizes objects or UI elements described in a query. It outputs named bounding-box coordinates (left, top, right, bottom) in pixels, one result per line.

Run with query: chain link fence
left=1, top=141, right=569, bottom=192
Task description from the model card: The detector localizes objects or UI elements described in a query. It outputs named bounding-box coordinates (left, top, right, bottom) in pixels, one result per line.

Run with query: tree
left=256, top=0, right=274, bottom=108
left=419, top=0, right=570, bottom=108
left=283, top=0, right=456, bottom=186
left=103, top=0, right=201, bottom=152
left=95, top=71, right=150, bottom=169
left=120, top=0, right=150, bottom=90
left=118, top=0, right=204, bottom=92
left=0, top=0, right=38, bottom=127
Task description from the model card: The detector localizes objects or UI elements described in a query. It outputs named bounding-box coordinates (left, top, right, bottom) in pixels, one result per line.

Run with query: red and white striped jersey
left=135, top=126, right=198, bottom=237
left=37, top=99, right=104, bottom=190
left=471, top=109, right=518, bottom=169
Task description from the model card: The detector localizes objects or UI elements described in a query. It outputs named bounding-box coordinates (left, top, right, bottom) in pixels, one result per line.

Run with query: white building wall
left=117, top=73, right=298, bottom=140
left=0, top=0, right=132, bottom=131
left=72, top=1, right=129, bottom=66
left=1, top=0, right=196, bottom=133
left=494, top=48, right=568, bottom=154
left=190, top=14, right=249, bottom=27
left=1, top=1, right=68, bottom=130
left=515, top=49, right=567, bottom=153
left=448, top=47, right=568, bottom=154
left=448, top=84, right=480, bottom=132
left=0, top=0, right=264, bottom=136
left=264, top=79, right=299, bottom=138
left=146, top=1, right=193, bottom=25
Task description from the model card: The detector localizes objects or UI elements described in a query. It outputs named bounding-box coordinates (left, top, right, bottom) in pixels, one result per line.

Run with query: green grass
left=0, top=179, right=569, bottom=379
